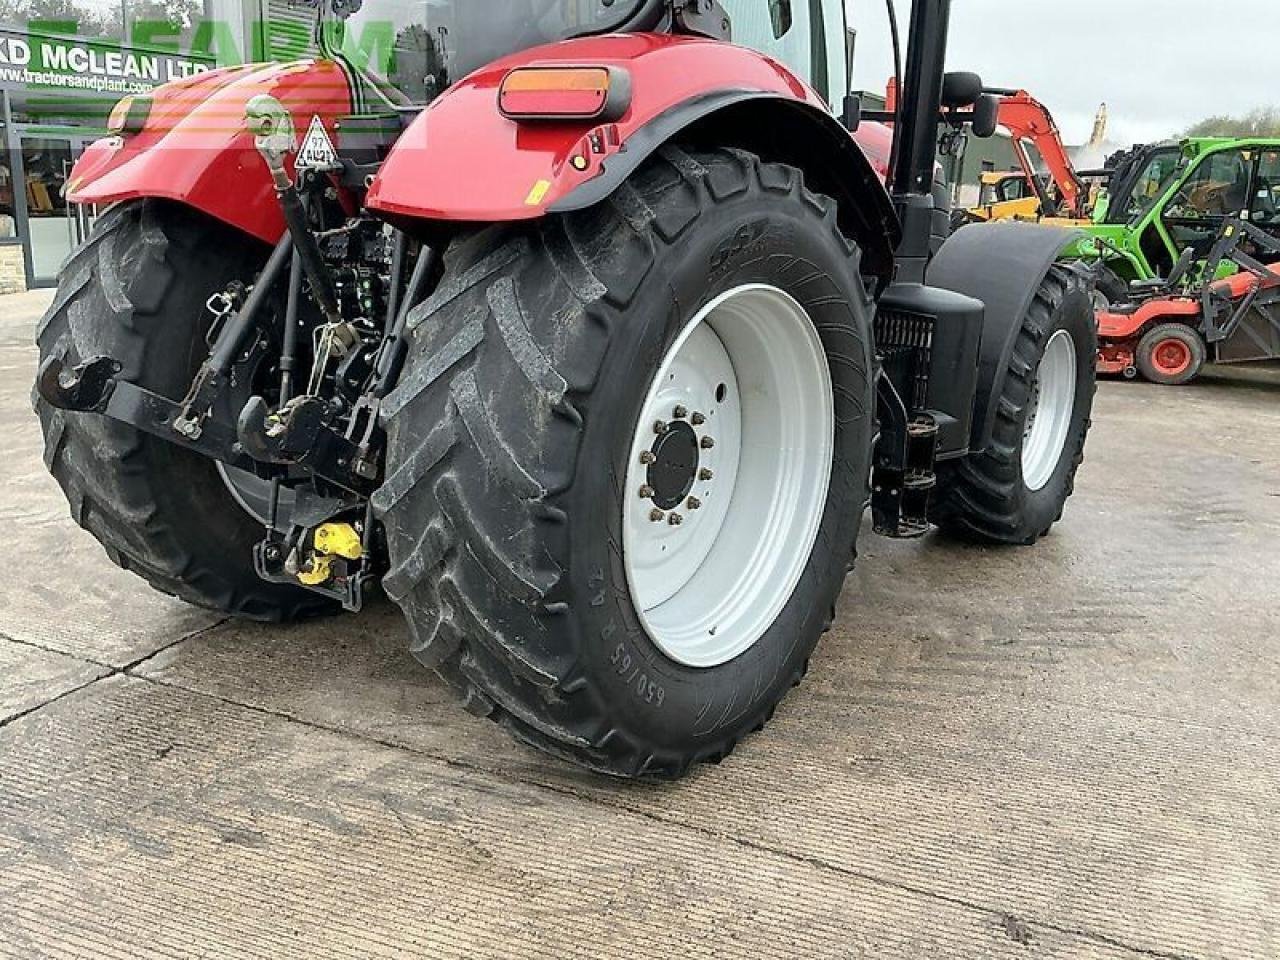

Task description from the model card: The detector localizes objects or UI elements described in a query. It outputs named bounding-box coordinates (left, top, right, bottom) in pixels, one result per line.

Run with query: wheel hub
left=647, top=419, right=701, bottom=510
left=1153, top=339, right=1191, bottom=375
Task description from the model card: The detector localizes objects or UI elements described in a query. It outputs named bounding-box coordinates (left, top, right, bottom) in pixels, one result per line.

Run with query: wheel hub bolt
left=687, top=496, right=702, bottom=510
left=668, top=513, right=684, bottom=526
left=638, top=485, right=654, bottom=499
left=691, top=412, right=706, bottom=426
left=673, top=405, right=688, bottom=420
left=699, top=468, right=714, bottom=481
left=700, top=436, right=715, bottom=449
left=653, top=420, right=669, bottom=435
left=649, top=509, right=665, bottom=523
left=639, top=450, right=656, bottom=465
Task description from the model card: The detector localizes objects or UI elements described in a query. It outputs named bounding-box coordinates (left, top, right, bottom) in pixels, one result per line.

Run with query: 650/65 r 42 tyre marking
left=374, top=146, right=876, bottom=778
left=33, top=199, right=334, bottom=621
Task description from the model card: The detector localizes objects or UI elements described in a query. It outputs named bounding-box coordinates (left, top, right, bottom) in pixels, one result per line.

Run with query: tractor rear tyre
left=1135, top=323, right=1205, bottom=385
left=1093, top=264, right=1129, bottom=310
left=375, top=146, right=875, bottom=777
left=931, top=264, right=1096, bottom=545
left=34, top=199, right=333, bottom=621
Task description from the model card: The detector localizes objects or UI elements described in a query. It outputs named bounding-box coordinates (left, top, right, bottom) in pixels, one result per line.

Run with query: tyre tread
left=378, top=146, right=868, bottom=776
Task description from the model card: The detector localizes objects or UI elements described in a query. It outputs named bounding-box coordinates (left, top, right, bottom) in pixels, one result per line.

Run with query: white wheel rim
left=1021, top=329, right=1077, bottom=492
left=621, top=284, right=834, bottom=668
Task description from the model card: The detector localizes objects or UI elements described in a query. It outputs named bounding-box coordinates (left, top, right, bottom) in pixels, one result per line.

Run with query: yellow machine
left=955, top=97, right=1107, bottom=227
left=965, top=170, right=1043, bottom=222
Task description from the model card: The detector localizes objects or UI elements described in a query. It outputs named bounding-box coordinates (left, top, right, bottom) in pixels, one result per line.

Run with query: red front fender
left=68, top=60, right=352, bottom=243
left=366, top=33, right=867, bottom=223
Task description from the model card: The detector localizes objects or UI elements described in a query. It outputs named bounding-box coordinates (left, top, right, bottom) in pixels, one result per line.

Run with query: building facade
left=0, top=0, right=296, bottom=290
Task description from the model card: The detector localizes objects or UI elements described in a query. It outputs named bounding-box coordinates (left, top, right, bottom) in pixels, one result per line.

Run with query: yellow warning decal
left=525, top=179, right=552, bottom=206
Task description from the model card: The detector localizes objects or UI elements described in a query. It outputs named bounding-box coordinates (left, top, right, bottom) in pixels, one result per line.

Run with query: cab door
left=1248, top=148, right=1280, bottom=237
left=1159, top=147, right=1254, bottom=263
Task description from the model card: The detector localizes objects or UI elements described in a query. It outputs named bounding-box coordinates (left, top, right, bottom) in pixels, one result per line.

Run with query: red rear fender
left=68, top=61, right=352, bottom=243
left=365, top=34, right=896, bottom=272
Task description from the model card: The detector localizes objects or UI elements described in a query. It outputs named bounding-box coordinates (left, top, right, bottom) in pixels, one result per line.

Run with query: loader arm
left=991, top=90, right=1088, bottom=219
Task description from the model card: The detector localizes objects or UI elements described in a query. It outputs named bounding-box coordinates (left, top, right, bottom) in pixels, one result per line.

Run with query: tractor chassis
left=35, top=162, right=426, bottom=612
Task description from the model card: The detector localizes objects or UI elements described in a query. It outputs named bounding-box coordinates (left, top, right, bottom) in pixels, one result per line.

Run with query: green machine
left=1066, top=137, right=1280, bottom=304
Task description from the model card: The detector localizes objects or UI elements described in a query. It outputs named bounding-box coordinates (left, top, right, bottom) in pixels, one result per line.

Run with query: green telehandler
left=1068, top=137, right=1280, bottom=305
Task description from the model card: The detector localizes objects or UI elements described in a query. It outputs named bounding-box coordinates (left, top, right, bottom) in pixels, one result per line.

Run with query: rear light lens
left=499, top=66, right=631, bottom=123
left=107, top=95, right=150, bottom=135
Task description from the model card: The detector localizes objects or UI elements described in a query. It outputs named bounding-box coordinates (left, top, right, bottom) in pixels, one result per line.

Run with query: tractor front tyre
left=375, top=146, right=876, bottom=777
left=1135, top=323, right=1206, bottom=385
left=931, top=264, right=1097, bottom=545
left=34, top=199, right=333, bottom=621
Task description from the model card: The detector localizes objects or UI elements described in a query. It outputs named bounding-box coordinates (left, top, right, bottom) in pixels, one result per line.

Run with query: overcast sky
left=848, top=0, right=1279, bottom=147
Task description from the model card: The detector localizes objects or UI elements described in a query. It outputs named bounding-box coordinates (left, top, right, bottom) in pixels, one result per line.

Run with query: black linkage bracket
left=872, top=373, right=939, bottom=539
left=36, top=353, right=377, bottom=497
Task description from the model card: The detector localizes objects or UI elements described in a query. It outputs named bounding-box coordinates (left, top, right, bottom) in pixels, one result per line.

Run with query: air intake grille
left=875, top=309, right=936, bottom=411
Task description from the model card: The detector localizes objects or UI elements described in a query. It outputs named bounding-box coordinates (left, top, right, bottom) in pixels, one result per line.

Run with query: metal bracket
left=871, top=374, right=938, bottom=539
left=38, top=354, right=261, bottom=472
left=255, top=538, right=370, bottom=612
left=672, top=0, right=731, bottom=40
left=36, top=354, right=119, bottom=412
left=237, top=396, right=377, bottom=496
left=37, top=354, right=376, bottom=496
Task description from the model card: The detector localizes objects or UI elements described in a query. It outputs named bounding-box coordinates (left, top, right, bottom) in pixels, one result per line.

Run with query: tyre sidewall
left=566, top=180, right=873, bottom=751
left=36, top=200, right=328, bottom=618
left=1013, top=278, right=1097, bottom=534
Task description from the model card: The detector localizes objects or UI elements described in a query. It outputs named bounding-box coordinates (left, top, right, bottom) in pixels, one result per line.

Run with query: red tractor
left=35, top=0, right=1096, bottom=776
left=1097, top=218, right=1280, bottom=384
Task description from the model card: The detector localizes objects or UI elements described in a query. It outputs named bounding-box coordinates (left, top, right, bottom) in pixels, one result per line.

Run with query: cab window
left=996, top=176, right=1029, bottom=203
left=1162, top=149, right=1253, bottom=257
left=724, top=0, right=823, bottom=99
left=1124, top=150, right=1180, bottom=221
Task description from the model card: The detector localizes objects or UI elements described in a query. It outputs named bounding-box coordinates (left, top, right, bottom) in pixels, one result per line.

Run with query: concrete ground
left=1, top=287, right=1277, bottom=960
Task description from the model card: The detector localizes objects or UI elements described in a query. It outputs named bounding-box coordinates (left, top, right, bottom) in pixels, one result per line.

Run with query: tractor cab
left=327, top=0, right=666, bottom=107
left=325, top=0, right=849, bottom=112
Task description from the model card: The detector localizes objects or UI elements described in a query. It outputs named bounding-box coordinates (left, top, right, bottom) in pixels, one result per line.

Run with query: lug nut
left=691, top=411, right=706, bottom=426
left=640, top=450, right=656, bottom=464
left=699, top=468, right=714, bottom=481
left=653, top=420, right=668, bottom=435
left=639, top=485, right=654, bottom=499
left=668, top=513, right=684, bottom=526
left=687, top=497, right=702, bottom=510
left=700, top=436, right=715, bottom=449
left=673, top=405, right=688, bottom=420
left=649, top=509, right=665, bottom=523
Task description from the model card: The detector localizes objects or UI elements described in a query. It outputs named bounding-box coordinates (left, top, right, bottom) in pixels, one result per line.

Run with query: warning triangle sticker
left=297, top=115, right=340, bottom=170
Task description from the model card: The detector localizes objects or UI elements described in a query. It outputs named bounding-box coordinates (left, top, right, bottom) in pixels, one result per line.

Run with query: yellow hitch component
left=297, top=554, right=334, bottom=587
left=314, top=523, right=364, bottom=561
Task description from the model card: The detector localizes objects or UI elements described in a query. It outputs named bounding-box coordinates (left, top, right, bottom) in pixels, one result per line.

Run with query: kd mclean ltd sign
left=0, top=27, right=211, bottom=97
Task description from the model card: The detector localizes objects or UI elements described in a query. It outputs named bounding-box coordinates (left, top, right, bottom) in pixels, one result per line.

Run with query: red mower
left=1097, top=218, right=1280, bottom=385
